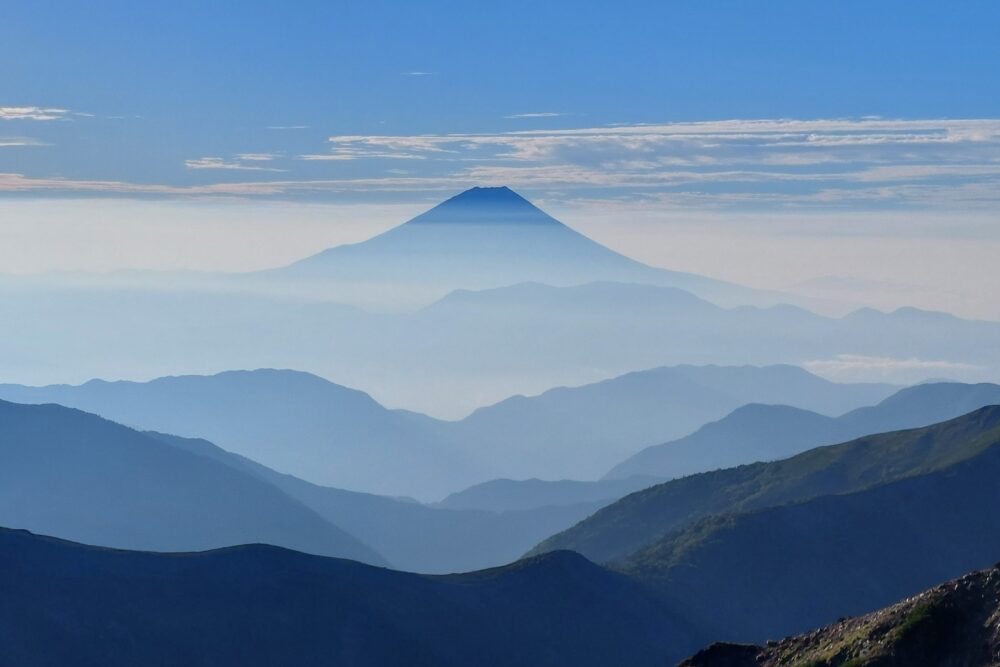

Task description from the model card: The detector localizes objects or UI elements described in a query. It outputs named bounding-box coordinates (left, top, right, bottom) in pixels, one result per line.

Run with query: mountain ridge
left=0, top=525, right=704, bottom=667
left=621, top=407, right=1000, bottom=643
left=0, top=398, right=385, bottom=564
left=606, top=381, right=1000, bottom=480
left=533, top=401, right=1000, bottom=563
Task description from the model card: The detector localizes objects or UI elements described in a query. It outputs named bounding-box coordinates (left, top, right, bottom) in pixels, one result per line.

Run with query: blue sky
left=2, top=1, right=1000, bottom=318
left=3, top=1, right=1000, bottom=199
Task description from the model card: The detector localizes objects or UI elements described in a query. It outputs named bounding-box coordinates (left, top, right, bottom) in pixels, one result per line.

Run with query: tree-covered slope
left=620, top=412, right=1000, bottom=643
left=533, top=405, right=1000, bottom=563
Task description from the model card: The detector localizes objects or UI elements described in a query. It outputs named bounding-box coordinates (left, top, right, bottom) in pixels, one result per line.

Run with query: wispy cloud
left=0, top=136, right=49, bottom=147
left=505, top=112, right=564, bottom=119
left=803, top=354, right=980, bottom=378
left=0, top=106, right=71, bottom=121
left=0, top=172, right=458, bottom=195
left=234, top=153, right=279, bottom=161
left=402, top=71, right=432, bottom=76
left=11, top=117, right=1000, bottom=210
left=184, top=157, right=287, bottom=172
left=273, top=117, right=1000, bottom=209
left=266, top=125, right=309, bottom=130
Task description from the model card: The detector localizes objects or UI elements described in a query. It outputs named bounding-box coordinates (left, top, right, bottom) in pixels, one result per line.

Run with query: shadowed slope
left=0, top=400, right=385, bottom=564
left=0, top=369, right=481, bottom=500
left=151, top=431, right=605, bottom=574
left=0, top=528, right=704, bottom=667
left=623, top=407, right=1000, bottom=643
left=533, top=404, right=1000, bottom=563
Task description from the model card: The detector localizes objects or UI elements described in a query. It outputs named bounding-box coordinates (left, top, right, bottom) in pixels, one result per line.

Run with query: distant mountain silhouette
left=532, top=403, right=1000, bottom=563
left=0, top=399, right=384, bottom=564
left=436, top=363, right=898, bottom=481
left=412, top=281, right=1000, bottom=386
left=267, top=186, right=764, bottom=308
left=4, top=279, right=998, bottom=418
left=682, top=563, right=1000, bottom=667
left=0, top=528, right=704, bottom=667
left=0, top=365, right=896, bottom=496
left=621, top=406, right=1000, bottom=644
left=437, top=476, right=664, bottom=513
left=150, top=431, right=606, bottom=574
left=606, top=381, right=1000, bottom=479
left=0, top=369, right=482, bottom=500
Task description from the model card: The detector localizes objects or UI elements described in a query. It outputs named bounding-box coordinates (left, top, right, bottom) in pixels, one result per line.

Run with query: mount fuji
left=260, top=186, right=770, bottom=308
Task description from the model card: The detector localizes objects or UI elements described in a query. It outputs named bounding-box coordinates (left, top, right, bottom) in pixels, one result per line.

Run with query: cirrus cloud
left=0, top=106, right=72, bottom=121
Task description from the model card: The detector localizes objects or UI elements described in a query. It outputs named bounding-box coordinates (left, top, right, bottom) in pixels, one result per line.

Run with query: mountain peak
left=405, top=185, right=563, bottom=227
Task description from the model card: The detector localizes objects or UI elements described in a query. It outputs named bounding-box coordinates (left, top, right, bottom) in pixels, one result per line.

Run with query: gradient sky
left=3, top=1, right=1000, bottom=317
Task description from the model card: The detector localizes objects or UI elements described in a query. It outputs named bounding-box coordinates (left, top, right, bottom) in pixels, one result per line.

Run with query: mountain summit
left=265, top=186, right=762, bottom=308
left=404, top=186, right=563, bottom=227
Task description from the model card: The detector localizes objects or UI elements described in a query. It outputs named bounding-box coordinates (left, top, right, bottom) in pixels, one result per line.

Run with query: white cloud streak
left=184, top=157, right=287, bottom=172
left=0, top=106, right=72, bottom=121
left=0, top=137, right=48, bottom=147
left=10, top=117, right=1000, bottom=210
left=505, top=112, right=564, bottom=119
left=803, top=354, right=979, bottom=376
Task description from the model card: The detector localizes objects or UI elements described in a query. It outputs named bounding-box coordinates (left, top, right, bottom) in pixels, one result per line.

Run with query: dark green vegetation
left=681, top=564, right=1000, bottom=667
left=0, top=528, right=703, bottom=667
left=615, top=406, right=1000, bottom=643
left=0, top=400, right=384, bottom=565
left=534, top=398, right=1000, bottom=563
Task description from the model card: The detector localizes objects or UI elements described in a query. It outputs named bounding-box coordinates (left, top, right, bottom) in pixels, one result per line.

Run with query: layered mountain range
left=3, top=186, right=1000, bottom=664
left=0, top=364, right=897, bottom=499
left=2, top=187, right=997, bottom=417
left=4, top=402, right=1000, bottom=664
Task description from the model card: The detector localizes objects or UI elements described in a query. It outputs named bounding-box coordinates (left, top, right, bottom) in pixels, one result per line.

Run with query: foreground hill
left=682, top=563, right=1000, bottom=666
left=534, top=404, right=1000, bottom=563
left=618, top=406, right=1000, bottom=643
left=0, top=400, right=384, bottom=564
left=606, top=381, right=1000, bottom=480
left=0, top=528, right=702, bottom=667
